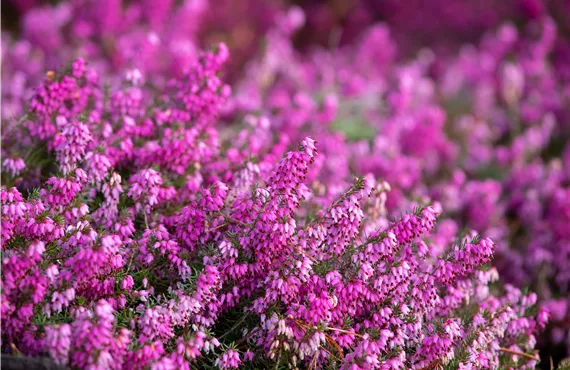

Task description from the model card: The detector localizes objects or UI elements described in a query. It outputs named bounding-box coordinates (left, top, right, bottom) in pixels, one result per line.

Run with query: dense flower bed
left=2, top=0, right=570, bottom=369
left=229, top=8, right=570, bottom=363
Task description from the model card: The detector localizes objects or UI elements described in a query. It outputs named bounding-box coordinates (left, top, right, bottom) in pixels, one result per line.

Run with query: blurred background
left=3, top=0, right=570, bottom=80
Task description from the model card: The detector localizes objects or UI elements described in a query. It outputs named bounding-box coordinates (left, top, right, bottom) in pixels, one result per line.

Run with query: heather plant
left=228, top=8, right=570, bottom=360
left=3, top=0, right=570, bottom=368
left=0, top=51, right=550, bottom=369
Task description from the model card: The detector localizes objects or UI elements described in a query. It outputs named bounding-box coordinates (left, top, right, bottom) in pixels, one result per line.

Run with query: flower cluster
left=1, top=51, right=551, bottom=369
left=228, top=5, right=570, bottom=361
left=3, top=0, right=570, bottom=368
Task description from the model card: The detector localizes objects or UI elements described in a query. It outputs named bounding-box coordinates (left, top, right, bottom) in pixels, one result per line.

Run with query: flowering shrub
left=2, top=0, right=570, bottom=368
left=230, top=6, right=570, bottom=361
left=0, top=46, right=552, bottom=368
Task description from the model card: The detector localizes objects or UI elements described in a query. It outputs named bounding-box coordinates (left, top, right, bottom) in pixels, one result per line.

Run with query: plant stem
left=499, top=347, right=539, bottom=361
